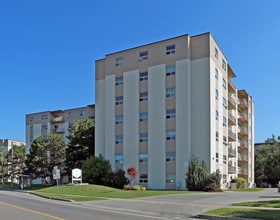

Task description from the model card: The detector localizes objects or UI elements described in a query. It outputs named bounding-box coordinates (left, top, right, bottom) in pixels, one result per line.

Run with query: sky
left=0, top=0, right=279, bottom=143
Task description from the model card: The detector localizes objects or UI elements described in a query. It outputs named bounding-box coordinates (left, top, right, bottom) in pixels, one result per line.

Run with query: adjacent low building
left=95, top=32, right=254, bottom=189
left=26, top=105, right=95, bottom=154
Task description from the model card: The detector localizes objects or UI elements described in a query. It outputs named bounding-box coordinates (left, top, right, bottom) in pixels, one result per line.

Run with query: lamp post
left=10, top=142, right=14, bottom=188
left=1, top=151, right=3, bottom=184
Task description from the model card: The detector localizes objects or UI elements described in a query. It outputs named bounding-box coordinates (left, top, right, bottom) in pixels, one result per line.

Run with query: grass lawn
left=29, top=184, right=201, bottom=201
left=205, top=207, right=280, bottom=220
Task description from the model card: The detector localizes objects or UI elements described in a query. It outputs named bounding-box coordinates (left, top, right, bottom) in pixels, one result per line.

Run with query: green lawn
left=30, top=184, right=200, bottom=201
left=205, top=207, right=280, bottom=220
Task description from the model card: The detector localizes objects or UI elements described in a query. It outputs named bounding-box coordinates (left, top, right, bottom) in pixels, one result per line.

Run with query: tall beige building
left=95, top=32, right=254, bottom=189
left=26, top=105, right=95, bottom=154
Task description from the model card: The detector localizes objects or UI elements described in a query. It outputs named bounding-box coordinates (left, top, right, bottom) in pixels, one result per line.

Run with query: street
left=0, top=188, right=279, bottom=220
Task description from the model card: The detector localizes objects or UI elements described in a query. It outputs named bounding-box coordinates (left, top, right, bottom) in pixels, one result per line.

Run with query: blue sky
left=0, top=0, right=279, bottom=143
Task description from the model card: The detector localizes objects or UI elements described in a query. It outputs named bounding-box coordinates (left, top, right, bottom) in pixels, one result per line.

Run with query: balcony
left=239, top=127, right=248, bottom=136
left=238, top=167, right=248, bottom=176
left=228, top=96, right=237, bottom=110
left=228, top=165, right=237, bottom=174
left=238, top=112, right=248, bottom=123
left=238, top=154, right=248, bottom=163
left=228, top=147, right=237, bottom=157
left=228, top=111, right=236, bottom=126
left=228, top=129, right=236, bottom=142
left=52, top=128, right=65, bottom=133
left=228, top=80, right=236, bottom=94
left=51, top=116, right=64, bottom=123
left=239, top=141, right=248, bottom=150
left=238, top=99, right=248, bottom=110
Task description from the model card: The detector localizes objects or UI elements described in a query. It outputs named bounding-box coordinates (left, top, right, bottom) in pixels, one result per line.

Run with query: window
left=215, top=89, right=219, bottom=100
left=223, top=155, right=227, bottom=164
left=116, top=77, right=123, bottom=86
left=215, top=68, right=219, bottom=79
left=29, top=116, right=34, bottom=122
left=115, top=96, right=123, bottom=105
left=166, top=44, right=175, bottom=55
left=216, top=111, right=219, bottom=120
left=115, top=135, right=123, bottom=144
left=216, top=153, right=219, bottom=162
left=139, top=112, right=148, bottom=122
left=41, top=114, right=48, bottom=120
left=139, top=174, right=148, bottom=183
left=215, top=47, right=219, bottom=59
left=115, top=155, right=123, bottom=164
left=216, top=131, right=219, bottom=141
left=166, top=174, right=175, bottom=183
left=68, top=112, right=72, bottom=118
left=139, top=51, right=148, bottom=61
left=223, top=136, right=227, bottom=145
left=222, top=78, right=227, bottom=89
left=139, top=133, right=148, bottom=142
left=139, top=71, right=148, bottom=81
left=41, top=124, right=48, bottom=131
left=166, top=130, right=176, bottom=141
left=166, top=109, right=175, bottom=119
left=166, top=88, right=175, bottom=98
left=115, top=57, right=124, bottom=66
left=115, top=115, right=123, bottom=125
left=223, top=116, right=227, bottom=126
left=223, top=97, right=227, bottom=108
left=166, top=152, right=176, bottom=163
left=222, top=59, right=227, bottom=70
left=139, top=92, right=148, bottom=102
left=139, top=154, right=148, bottom=163
left=166, top=66, right=175, bottom=76
left=80, top=110, right=85, bottom=116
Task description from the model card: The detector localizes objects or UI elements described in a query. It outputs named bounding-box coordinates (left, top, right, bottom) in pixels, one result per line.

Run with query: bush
left=102, top=169, right=129, bottom=189
left=231, top=177, right=246, bottom=188
left=123, top=185, right=146, bottom=190
left=187, top=156, right=221, bottom=191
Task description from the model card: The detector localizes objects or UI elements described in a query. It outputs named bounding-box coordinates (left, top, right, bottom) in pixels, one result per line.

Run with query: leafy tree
left=66, top=119, right=94, bottom=175
left=186, top=156, right=221, bottom=191
left=7, top=144, right=26, bottom=179
left=255, top=138, right=280, bottom=186
left=25, top=133, right=66, bottom=184
left=82, top=155, right=111, bottom=185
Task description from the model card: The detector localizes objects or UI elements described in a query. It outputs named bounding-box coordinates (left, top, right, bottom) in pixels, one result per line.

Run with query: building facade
left=26, top=105, right=95, bottom=154
left=0, top=139, right=25, bottom=153
left=95, top=33, right=254, bottom=189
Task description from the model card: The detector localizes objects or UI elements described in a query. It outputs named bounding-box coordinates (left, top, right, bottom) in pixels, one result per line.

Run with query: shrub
left=102, top=169, right=129, bottom=189
left=232, top=177, right=246, bottom=188
left=123, top=185, right=146, bottom=190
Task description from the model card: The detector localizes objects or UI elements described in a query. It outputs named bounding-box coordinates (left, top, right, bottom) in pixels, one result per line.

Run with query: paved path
left=80, top=188, right=280, bottom=219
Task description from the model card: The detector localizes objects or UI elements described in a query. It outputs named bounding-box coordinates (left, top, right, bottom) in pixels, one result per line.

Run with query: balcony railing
left=51, top=117, right=64, bottom=123
left=228, top=96, right=237, bottom=109
left=228, top=129, right=236, bottom=141
left=238, top=112, right=248, bottom=123
left=238, top=99, right=248, bottom=110
left=228, top=165, right=237, bottom=174
left=228, top=80, right=236, bottom=93
left=228, top=147, right=237, bottom=157
left=239, top=127, right=248, bottom=136
left=228, top=111, right=236, bottom=125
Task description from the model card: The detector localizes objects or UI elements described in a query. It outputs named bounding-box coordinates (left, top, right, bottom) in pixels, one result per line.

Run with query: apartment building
left=26, top=105, right=95, bottom=154
left=95, top=32, right=254, bottom=190
left=0, top=139, right=25, bottom=153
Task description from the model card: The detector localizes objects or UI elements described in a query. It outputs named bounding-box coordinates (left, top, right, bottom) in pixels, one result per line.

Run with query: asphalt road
left=0, top=188, right=279, bottom=220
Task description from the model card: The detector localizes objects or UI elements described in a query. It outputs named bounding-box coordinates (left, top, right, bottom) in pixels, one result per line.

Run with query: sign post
left=53, top=167, right=61, bottom=193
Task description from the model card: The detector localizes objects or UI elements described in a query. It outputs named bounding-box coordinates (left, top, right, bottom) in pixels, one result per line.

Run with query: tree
left=255, top=138, right=280, bottom=186
left=7, top=144, right=26, bottom=179
left=66, top=119, right=94, bottom=175
left=25, top=133, right=66, bottom=184
left=102, top=169, right=129, bottom=189
left=82, top=155, right=111, bottom=185
left=186, top=156, right=221, bottom=191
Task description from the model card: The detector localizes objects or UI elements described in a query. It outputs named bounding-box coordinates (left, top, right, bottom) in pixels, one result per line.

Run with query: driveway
left=80, top=188, right=280, bottom=219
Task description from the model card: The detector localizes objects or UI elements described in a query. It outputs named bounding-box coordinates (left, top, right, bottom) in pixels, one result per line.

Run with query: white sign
left=53, top=168, right=61, bottom=180
left=72, top=168, right=82, bottom=184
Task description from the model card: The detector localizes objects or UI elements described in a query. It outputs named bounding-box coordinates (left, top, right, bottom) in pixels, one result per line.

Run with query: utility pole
left=10, top=142, right=14, bottom=188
